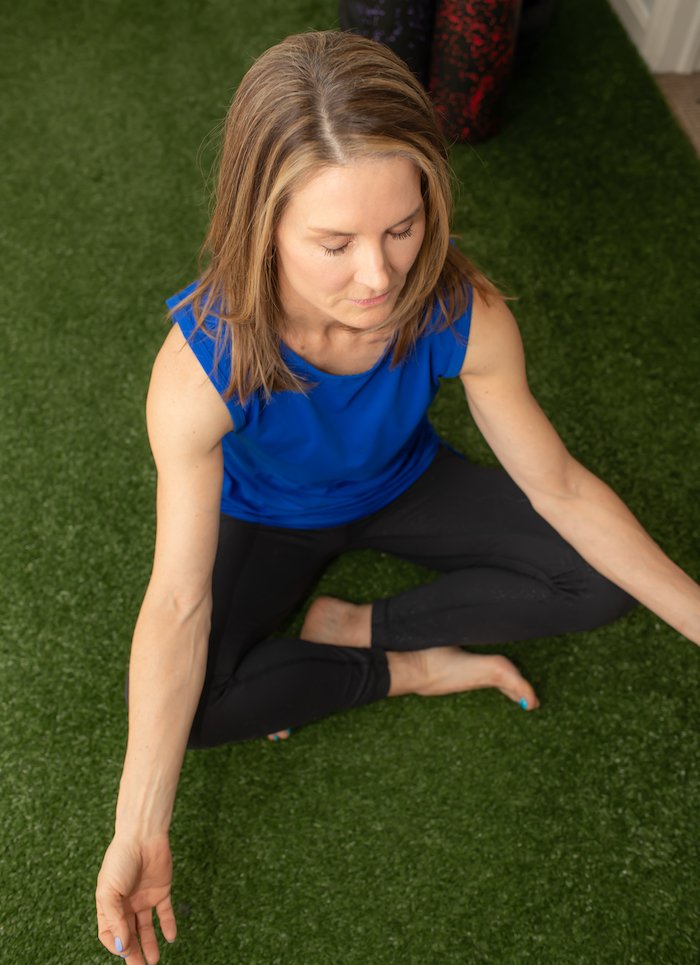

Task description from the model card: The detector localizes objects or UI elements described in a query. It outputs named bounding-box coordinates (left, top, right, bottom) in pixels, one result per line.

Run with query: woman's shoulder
left=154, top=325, right=209, bottom=384
left=148, top=326, right=235, bottom=443
left=164, top=280, right=244, bottom=415
left=166, top=281, right=220, bottom=339
left=457, top=287, right=524, bottom=381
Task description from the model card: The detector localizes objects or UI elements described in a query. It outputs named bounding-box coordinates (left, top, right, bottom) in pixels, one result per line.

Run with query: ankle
left=349, top=603, right=372, bottom=647
left=386, top=650, right=425, bottom=697
left=302, top=597, right=373, bottom=647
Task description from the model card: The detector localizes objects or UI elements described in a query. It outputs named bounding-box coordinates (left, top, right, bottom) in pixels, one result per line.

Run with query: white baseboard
left=607, top=0, right=700, bottom=73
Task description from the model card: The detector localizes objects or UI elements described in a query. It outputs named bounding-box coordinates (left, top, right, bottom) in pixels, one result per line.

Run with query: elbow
left=526, top=486, right=580, bottom=531
left=171, top=590, right=212, bottom=625
left=528, top=486, right=575, bottom=523
left=142, top=581, right=213, bottom=626
left=526, top=458, right=586, bottom=521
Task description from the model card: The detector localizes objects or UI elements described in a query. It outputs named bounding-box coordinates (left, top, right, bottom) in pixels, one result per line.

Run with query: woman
left=95, top=30, right=700, bottom=963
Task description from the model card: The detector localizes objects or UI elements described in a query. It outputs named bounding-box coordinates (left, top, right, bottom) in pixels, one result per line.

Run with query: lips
left=350, top=291, right=391, bottom=307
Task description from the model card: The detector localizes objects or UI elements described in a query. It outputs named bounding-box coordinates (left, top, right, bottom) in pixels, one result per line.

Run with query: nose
left=354, top=241, right=391, bottom=294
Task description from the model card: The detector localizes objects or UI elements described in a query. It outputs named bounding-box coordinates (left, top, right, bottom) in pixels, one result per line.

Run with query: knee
left=185, top=703, right=210, bottom=750
left=579, top=569, right=637, bottom=630
left=186, top=730, right=207, bottom=751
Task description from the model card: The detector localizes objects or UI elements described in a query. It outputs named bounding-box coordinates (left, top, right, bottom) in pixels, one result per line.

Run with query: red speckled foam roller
left=429, top=0, right=523, bottom=143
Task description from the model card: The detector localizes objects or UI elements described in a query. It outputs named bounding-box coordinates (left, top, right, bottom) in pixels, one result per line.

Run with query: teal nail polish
left=273, top=734, right=280, bottom=741
left=519, top=698, right=528, bottom=710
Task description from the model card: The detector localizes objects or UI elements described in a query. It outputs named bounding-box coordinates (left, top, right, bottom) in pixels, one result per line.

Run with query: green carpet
left=2, top=1, right=699, bottom=962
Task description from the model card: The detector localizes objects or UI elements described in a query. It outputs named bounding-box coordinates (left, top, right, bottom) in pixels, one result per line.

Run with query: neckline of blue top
left=278, top=337, right=393, bottom=381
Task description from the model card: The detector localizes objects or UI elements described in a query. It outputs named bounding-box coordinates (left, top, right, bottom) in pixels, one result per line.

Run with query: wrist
left=114, top=775, right=175, bottom=840
left=114, top=813, right=172, bottom=840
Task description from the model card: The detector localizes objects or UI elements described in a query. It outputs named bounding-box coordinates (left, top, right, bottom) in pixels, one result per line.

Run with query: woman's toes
left=266, top=727, right=293, bottom=741
left=514, top=690, right=539, bottom=711
left=492, top=656, right=539, bottom=710
left=505, top=682, right=539, bottom=710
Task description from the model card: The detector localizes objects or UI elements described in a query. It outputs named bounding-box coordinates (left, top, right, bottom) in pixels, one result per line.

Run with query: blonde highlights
left=169, top=30, right=505, bottom=405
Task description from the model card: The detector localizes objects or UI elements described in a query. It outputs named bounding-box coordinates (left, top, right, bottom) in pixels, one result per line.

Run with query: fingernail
left=115, top=936, right=123, bottom=953
left=519, top=698, right=528, bottom=710
left=273, top=735, right=280, bottom=742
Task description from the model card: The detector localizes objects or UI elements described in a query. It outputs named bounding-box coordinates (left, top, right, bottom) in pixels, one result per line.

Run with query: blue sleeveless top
left=167, top=282, right=473, bottom=528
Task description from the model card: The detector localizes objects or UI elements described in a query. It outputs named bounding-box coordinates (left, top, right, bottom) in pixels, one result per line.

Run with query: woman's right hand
left=96, top=833, right=177, bottom=964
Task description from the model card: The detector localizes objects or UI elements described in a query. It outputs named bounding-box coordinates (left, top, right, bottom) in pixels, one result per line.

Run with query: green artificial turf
left=1, top=1, right=699, bottom=962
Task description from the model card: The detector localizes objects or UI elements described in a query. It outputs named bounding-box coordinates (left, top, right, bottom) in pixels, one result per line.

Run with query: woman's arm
left=459, top=290, right=700, bottom=646
left=96, top=327, right=234, bottom=963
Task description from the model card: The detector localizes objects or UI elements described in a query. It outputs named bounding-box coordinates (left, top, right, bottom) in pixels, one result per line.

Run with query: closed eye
left=323, top=241, right=351, bottom=257
left=322, top=224, right=414, bottom=257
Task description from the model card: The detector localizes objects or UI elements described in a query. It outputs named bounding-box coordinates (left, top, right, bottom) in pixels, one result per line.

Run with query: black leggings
left=186, top=446, right=636, bottom=748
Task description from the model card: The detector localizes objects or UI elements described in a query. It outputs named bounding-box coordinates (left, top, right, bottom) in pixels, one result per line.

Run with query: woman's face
left=274, top=156, right=426, bottom=335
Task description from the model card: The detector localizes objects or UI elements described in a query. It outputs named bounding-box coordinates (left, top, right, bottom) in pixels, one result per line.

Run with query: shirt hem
left=219, top=439, right=443, bottom=530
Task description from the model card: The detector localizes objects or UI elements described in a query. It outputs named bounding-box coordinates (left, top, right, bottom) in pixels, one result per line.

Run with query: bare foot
left=389, top=646, right=539, bottom=710
left=267, top=603, right=538, bottom=739
left=300, top=596, right=371, bottom=648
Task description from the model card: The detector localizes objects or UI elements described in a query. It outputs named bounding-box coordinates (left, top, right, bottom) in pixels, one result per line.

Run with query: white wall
left=608, top=0, right=700, bottom=72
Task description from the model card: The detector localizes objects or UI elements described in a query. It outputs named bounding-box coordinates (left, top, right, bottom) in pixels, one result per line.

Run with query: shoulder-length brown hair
left=169, top=29, right=506, bottom=406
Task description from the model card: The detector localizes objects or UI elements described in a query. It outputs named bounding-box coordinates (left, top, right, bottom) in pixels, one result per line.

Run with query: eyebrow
left=308, top=204, right=423, bottom=237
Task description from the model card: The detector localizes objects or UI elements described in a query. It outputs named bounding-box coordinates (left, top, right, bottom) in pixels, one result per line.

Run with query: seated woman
left=95, top=30, right=700, bottom=964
